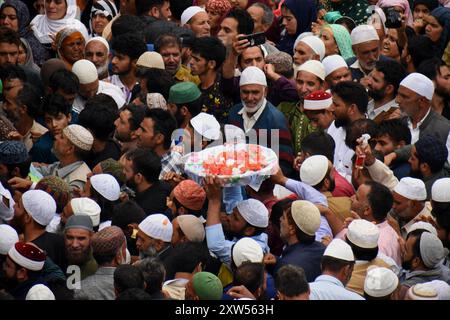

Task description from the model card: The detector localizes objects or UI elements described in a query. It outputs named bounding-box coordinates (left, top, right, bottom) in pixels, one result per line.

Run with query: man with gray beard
left=136, top=214, right=173, bottom=263
left=85, top=37, right=111, bottom=81
left=64, top=215, right=97, bottom=280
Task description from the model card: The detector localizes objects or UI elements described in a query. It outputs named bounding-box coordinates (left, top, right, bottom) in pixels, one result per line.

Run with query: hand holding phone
left=238, top=32, right=266, bottom=47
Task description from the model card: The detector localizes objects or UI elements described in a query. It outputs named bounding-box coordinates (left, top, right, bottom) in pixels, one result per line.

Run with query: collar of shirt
left=367, top=99, right=398, bottom=119
left=350, top=59, right=369, bottom=76
left=314, top=274, right=345, bottom=288
left=56, top=161, right=85, bottom=178
left=407, top=107, right=431, bottom=131
left=238, top=101, right=267, bottom=132
left=110, top=75, right=136, bottom=102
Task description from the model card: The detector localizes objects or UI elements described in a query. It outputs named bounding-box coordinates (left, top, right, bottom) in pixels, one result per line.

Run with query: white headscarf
left=30, top=0, right=89, bottom=44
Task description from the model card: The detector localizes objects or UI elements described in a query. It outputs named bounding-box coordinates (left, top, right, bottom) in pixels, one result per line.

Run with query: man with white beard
left=85, top=37, right=110, bottom=80
left=136, top=214, right=173, bottom=263
left=227, top=66, right=294, bottom=177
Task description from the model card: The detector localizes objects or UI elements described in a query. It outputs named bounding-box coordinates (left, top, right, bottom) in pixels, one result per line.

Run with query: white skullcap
left=291, top=200, right=321, bottom=236
left=364, top=266, right=399, bottom=297
left=347, top=219, right=379, bottom=249
left=232, top=237, right=264, bottom=267
left=296, top=60, right=326, bottom=81
left=86, top=36, right=110, bottom=53
left=239, top=66, right=267, bottom=87
left=431, top=178, right=450, bottom=202
left=426, top=280, right=450, bottom=300
left=0, top=224, right=18, bottom=255
left=90, top=174, right=120, bottom=201
left=351, top=25, right=379, bottom=45
left=299, top=36, right=326, bottom=61
left=393, top=177, right=427, bottom=201
left=72, top=59, right=98, bottom=84
left=408, top=221, right=438, bottom=236
left=71, top=197, right=101, bottom=227
left=26, top=284, right=55, bottom=300
left=136, top=52, right=165, bottom=70
left=139, top=214, right=173, bottom=242
left=0, top=181, right=14, bottom=221
left=420, top=232, right=445, bottom=269
left=190, top=113, right=221, bottom=140
left=101, top=86, right=126, bottom=109
left=181, top=6, right=206, bottom=26
left=324, top=239, right=355, bottom=261
left=22, top=190, right=57, bottom=226
left=177, top=214, right=205, bottom=242
left=63, top=124, right=94, bottom=151
left=293, top=32, right=314, bottom=51
left=300, top=155, right=329, bottom=186
left=236, top=199, right=269, bottom=228
left=322, top=54, right=348, bottom=77
left=407, top=283, right=439, bottom=300
left=399, top=73, right=434, bottom=100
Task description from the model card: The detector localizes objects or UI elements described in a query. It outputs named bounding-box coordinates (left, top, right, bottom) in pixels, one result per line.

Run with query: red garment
left=332, top=168, right=355, bottom=198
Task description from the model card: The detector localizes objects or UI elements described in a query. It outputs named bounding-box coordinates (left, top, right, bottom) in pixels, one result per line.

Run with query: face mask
left=243, top=98, right=267, bottom=114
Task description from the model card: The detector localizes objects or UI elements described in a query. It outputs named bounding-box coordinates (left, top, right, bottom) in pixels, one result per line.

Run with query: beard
left=65, top=246, right=91, bottom=265
left=139, top=245, right=157, bottom=259
left=114, top=130, right=132, bottom=143
left=368, top=86, right=387, bottom=102
left=125, top=177, right=138, bottom=191
left=436, top=86, right=450, bottom=101
left=174, top=108, right=186, bottom=127
left=112, top=63, right=132, bottom=76
left=334, top=117, right=350, bottom=128
left=96, top=62, right=109, bottom=77
left=243, top=98, right=266, bottom=114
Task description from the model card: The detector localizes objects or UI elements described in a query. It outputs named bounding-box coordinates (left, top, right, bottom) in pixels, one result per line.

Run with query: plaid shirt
left=159, top=150, right=183, bottom=179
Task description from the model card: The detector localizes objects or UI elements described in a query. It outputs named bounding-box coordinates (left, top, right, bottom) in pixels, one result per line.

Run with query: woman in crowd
left=425, top=7, right=450, bottom=61
left=206, top=0, right=232, bottom=36
left=319, top=23, right=354, bottom=60
left=54, top=27, right=86, bottom=69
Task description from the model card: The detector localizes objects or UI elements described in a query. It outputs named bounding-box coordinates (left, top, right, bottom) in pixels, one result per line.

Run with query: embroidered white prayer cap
left=407, top=221, right=438, bottom=236
left=300, top=155, right=329, bottom=186
left=393, top=177, right=427, bottom=201
left=291, top=200, right=321, bottom=236
left=347, top=219, right=379, bottom=249
left=176, top=214, right=205, bottom=242
left=431, top=178, right=450, bottom=202
left=232, top=237, right=264, bottom=267
left=239, top=66, right=267, bottom=87
left=323, top=55, right=349, bottom=77
left=22, top=190, right=57, bottom=226
left=407, top=283, right=439, bottom=300
left=71, top=197, right=101, bottom=227
left=236, top=199, right=269, bottom=228
left=181, top=6, right=206, bottom=26
left=323, top=239, right=355, bottom=262
left=90, top=173, right=121, bottom=201
left=86, top=36, right=110, bottom=53
left=297, top=35, right=326, bottom=60
left=26, top=284, right=56, bottom=300
left=190, top=113, right=221, bottom=140
left=0, top=224, right=18, bottom=255
left=399, top=73, right=434, bottom=101
left=138, top=213, right=173, bottom=242
left=351, top=25, right=380, bottom=45
left=72, top=59, right=98, bottom=84
left=296, top=60, right=326, bottom=81
left=364, top=266, right=399, bottom=297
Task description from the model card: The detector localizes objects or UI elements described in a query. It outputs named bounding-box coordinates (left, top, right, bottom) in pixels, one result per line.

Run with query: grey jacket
left=74, top=267, right=116, bottom=300
left=401, top=265, right=450, bottom=288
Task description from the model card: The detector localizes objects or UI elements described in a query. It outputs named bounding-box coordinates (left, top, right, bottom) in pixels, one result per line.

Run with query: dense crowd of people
left=0, top=0, right=449, bottom=301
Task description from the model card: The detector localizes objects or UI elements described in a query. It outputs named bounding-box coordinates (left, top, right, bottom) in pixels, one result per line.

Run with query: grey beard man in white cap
left=85, top=37, right=111, bottom=80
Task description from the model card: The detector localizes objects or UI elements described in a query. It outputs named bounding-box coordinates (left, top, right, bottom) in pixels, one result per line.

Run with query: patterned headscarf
left=324, top=24, right=355, bottom=60
left=35, top=176, right=71, bottom=213
left=54, top=28, right=85, bottom=68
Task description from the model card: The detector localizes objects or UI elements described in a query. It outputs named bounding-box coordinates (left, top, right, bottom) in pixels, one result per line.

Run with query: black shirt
left=32, top=232, right=67, bottom=271
left=85, top=139, right=121, bottom=169
left=135, top=181, right=172, bottom=216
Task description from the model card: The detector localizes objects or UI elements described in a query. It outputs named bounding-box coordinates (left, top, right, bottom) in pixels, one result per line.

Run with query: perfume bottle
left=355, top=134, right=371, bottom=169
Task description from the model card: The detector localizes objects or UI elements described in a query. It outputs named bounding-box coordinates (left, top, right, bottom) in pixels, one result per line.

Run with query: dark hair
left=413, top=0, right=439, bottom=11
left=5, top=157, right=31, bottom=178
left=321, top=256, right=354, bottom=273
left=300, top=131, right=336, bottom=162
left=144, top=68, right=176, bottom=100
left=49, top=69, right=80, bottom=94
left=16, top=83, right=42, bottom=119
left=0, top=64, right=26, bottom=82
left=90, top=185, right=119, bottom=223
left=225, top=8, right=254, bottom=35
left=407, top=229, right=426, bottom=261
left=78, top=96, right=119, bottom=141
left=417, top=57, right=446, bottom=81
left=233, top=262, right=265, bottom=294
left=346, top=237, right=379, bottom=261
left=125, top=148, right=161, bottom=183
left=120, top=104, right=146, bottom=131
left=0, top=26, right=20, bottom=46
left=116, top=288, right=152, bottom=300
left=332, top=81, right=368, bottom=114
left=250, top=2, right=275, bottom=26
left=376, top=119, right=411, bottom=145
left=136, top=257, right=166, bottom=295
left=154, top=33, right=182, bottom=52
left=274, top=264, right=309, bottom=297
left=172, top=196, right=196, bottom=216
left=111, top=200, right=146, bottom=229
left=93, top=251, right=117, bottom=266
left=169, top=0, right=191, bottom=21
left=114, top=264, right=145, bottom=293
left=345, top=119, right=379, bottom=150
left=431, top=201, right=450, bottom=233
left=43, top=93, right=72, bottom=117
left=112, top=34, right=147, bottom=61
left=135, top=0, right=167, bottom=16
left=191, top=37, right=226, bottom=71
left=407, top=34, right=435, bottom=70
left=374, top=59, right=407, bottom=96
left=143, top=108, right=177, bottom=149
left=163, top=241, right=210, bottom=279
left=175, top=96, right=203, bottom=119
left=286, top=206, right=315, bottom=244
left=270, top=198, right=294, bottom=230
left=111, top=14, right=145, bottom=38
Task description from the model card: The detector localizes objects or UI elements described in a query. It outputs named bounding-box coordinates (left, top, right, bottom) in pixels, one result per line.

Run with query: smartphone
left=239, top=32, right=266, bottom=47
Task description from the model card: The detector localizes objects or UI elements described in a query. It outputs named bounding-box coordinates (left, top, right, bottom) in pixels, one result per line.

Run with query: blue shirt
left=274, top=241, right=325, bottom=282
left=309, top=275, right=365, bottom=300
